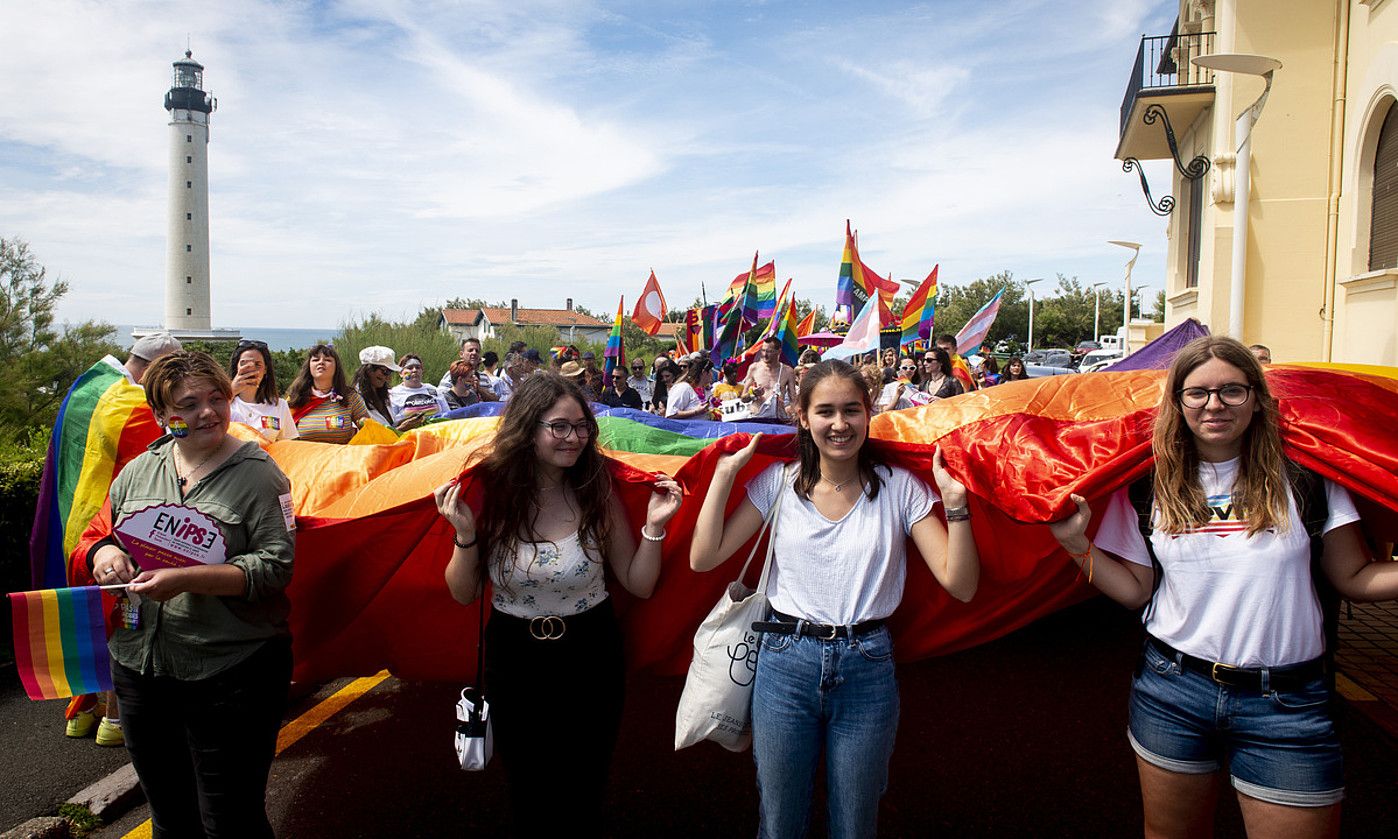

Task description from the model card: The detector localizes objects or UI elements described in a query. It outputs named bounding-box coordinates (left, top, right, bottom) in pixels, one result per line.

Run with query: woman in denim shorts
left=691, top=360, right=981, bottom=838
left=1049, top=336, right=1398, bottom=838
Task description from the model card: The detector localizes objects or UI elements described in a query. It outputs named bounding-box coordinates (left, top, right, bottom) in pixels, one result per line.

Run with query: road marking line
left=121, top=670, right=392, bottom=838
left=1336, top=672, right=1378, bottom=702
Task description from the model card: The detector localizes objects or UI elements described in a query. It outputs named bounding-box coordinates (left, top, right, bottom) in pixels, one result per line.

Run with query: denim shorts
left=1127, top=639, right=1344, bottom=807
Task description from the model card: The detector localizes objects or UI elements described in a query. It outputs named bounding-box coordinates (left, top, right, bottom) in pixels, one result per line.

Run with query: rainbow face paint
left=167, top=416, right=190, bottom=438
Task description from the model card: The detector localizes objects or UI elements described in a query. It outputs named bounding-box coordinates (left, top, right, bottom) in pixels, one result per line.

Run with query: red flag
left=632, top=270, right=668, bottom=336
left=796, top=309, right=816, bottom=338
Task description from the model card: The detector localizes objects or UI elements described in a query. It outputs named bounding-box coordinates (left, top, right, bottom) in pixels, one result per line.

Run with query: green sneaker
left=95, top=717, right=124, bottom=747
left=65, top=709, right=96, bottom=738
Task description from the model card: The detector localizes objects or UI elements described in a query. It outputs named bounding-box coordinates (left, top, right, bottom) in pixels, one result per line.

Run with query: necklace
left=820, top=475, right=857, bottom=493
left=175, top=442, right=222, bottom=488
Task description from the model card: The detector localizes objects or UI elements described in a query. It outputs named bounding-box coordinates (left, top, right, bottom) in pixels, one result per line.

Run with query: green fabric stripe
left=596, top=416, right=716, bottom=457
left=53, top=364, right=124, bottom=524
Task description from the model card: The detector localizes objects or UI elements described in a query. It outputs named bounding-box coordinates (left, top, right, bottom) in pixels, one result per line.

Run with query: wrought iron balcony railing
left=1119, top=30, right=1216, bottom=138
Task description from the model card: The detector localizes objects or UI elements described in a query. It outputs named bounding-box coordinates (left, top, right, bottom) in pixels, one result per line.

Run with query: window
left=186, top=134, right=192, bottom=142
left=1185, top=174, right=1203, bottom=288
left=185, top=244, right=192, bottom=252
left=186, top=155, right=192, bottom=163
left=1370, top=105, right=1398, bottom=270
left=186, top=181, right=192, bottom=188
left=186, top=308, right=192, bottom=315
left=186, top=213, right=192, bottom=220
left=186, top=276, right=192, bottom=284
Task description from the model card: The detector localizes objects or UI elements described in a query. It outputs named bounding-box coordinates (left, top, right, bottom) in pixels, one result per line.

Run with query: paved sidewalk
left=1336, top=598, right=1398, bottom=738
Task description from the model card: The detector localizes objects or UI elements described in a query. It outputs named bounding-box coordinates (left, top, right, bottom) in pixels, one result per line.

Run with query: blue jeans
left=1128, top=638, right=1344, bottom=807
left=752, top=623, right=899, bottom=839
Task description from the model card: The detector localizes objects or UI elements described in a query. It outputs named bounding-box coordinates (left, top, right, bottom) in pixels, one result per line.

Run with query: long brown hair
left=352, top=364, right=391, bottom=420
left=286, top=344, right=350, bottom=408
left=229, top=341, right=280, bottom=405
left=1152, top=335, right=1290, bottom=536
left=475, top=373, right=612, bottom=588
left=793, top=360, right=884, bottom=501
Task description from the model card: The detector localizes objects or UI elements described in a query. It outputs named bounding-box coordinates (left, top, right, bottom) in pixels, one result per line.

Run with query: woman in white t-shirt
left=690, top=359, right=980, bottom=837
left=436, top=372, right=681, bottom=835
left=227, top=340, right=298, bottom=442
left=1048, top=335, right=1398, bottom=838
left=665, top=357, right=713, bottom=419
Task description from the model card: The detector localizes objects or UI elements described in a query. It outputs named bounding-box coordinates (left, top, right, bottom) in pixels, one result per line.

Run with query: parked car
left=1079, top=348, right=1123, bottom=370
left=1072, top=340, right=1101, bottom=361
left=1026, top=364, right=1076, bottom=378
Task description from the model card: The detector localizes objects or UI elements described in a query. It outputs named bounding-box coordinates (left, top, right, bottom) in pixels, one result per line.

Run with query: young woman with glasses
left=918, top=347, right=964, bottom=400
left=435, top=372, right=682, bottom=835
left=227, top=340, right=299, bottom=442
left=690, top=360, right=980, bottom=837
left=1048, top=335, right=1398, bottom=838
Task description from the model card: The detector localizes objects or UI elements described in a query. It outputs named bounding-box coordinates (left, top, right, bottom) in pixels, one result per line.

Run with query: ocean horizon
left=108, top=325, right=338, bottom=352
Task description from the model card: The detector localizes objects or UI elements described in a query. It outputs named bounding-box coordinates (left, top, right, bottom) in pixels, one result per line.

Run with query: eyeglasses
left=1177, top=384, right=1253, bottom=409
left=235, top=339, right=268, bottom=353
left=538, top=420, right=592, bottom=440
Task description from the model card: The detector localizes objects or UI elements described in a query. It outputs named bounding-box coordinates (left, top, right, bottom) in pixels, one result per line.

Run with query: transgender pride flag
left=954, top=287, right=1006, bottom=356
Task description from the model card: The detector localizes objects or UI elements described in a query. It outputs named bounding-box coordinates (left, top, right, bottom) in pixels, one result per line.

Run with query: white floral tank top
left=489, top=531, right=609, bottom=618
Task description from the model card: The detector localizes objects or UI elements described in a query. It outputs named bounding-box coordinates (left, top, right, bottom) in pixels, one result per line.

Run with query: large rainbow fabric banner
left=45, top=364, right=1398, bottom=690
left=8, top=587, right=113, bottom=700
left=29, top=360, right=162, bottom=590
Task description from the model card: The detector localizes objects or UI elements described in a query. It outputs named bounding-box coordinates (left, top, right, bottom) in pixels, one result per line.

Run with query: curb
left=66, top=763, right=143, bottom=823
left=0, top=816, right=69, bottom=839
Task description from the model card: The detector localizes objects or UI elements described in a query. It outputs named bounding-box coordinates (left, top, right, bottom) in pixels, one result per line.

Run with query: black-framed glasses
left=538, top=420, right=592, bottom=440
left=1177, top=384, right=1253, bottom=409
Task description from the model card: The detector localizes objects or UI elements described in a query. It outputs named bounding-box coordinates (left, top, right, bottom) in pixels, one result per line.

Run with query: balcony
left=1115, top=29, right=1216, bottom=161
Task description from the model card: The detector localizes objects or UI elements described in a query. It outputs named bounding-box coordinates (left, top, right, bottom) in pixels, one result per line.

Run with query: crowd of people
left=58, top=328, right=1398, bottom=838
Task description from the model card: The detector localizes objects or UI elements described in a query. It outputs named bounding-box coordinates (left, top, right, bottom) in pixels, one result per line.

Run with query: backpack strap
left=1126, top=472, right=1163, bottom=622
left=1287, top=460, right=1338, bottom=698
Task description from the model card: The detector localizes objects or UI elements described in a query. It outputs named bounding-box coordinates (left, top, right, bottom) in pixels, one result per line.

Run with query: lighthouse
left=154, top=50, right=238, bottom=341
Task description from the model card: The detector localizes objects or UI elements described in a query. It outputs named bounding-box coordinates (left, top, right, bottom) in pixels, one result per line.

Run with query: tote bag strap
left=735, top=462, right=794, bottom=589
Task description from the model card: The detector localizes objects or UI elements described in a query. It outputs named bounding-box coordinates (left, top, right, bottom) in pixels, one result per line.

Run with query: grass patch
left=58, top=802, right=102, bottom=837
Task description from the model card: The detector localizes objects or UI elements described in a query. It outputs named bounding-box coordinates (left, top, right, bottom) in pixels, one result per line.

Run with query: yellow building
left=1115, top=0, right=1398, bottom=364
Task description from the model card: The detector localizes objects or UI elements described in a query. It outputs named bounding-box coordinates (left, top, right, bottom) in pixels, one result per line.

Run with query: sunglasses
left=236, top=339, right=269, bottom=351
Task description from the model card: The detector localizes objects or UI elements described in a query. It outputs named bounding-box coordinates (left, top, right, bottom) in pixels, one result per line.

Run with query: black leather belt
left=1147, top=636, right=1326, bottom=692
left=752, top=609, right=885, bottom=640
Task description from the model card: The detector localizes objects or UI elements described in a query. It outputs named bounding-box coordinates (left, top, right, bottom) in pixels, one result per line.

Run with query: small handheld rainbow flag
left=8, top=586, right=113, bottom=700
left=772, top=297, right=801, bottom=367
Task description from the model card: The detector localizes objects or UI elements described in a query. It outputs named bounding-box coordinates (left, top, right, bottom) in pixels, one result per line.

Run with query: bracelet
left=453, top=533, right=478, bottom=550
left=641, top=526, right=666, bottom=542
left=1066, top=541, right=1094, bottom=583
left=943, top=505, right=971, bottom=522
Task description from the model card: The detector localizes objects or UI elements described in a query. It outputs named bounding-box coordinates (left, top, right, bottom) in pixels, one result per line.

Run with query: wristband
left=943, top=505, right=971, bottom=522
left=1066, top=541, right=1094, bottom=583
left=641, top=526, right=666, bottom=542
left=453, top=533, right=478, bottom=550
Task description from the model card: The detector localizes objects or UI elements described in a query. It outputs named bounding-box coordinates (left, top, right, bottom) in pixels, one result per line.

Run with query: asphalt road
left=6, top=598, right=1395, bottom=837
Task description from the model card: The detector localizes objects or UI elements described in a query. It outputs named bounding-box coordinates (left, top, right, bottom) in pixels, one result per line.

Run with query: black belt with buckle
left=752, top=609, right=885, bottom=640
left=1147, top=636, right=1325, bottom=692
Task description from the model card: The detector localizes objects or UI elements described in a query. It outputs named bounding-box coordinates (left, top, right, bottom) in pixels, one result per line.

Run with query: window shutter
left=1370, top=104, right=1398, bottom=271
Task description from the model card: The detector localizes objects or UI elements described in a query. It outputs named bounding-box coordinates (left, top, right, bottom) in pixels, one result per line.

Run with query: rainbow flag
left=738, top=252, right=763, bottom=330
left=604, top=296, right=625, bottom=380
left=30, top=360, right=162, bottom=589
left=954, top=287, right=1006, bottom=357
left=772, top=297, right=801, bottom=367
left=796, top=309, right=816, bottom=338
left=8, top=587, right=113, bottom=700
left=900, top=265, right=939, bottom=347
left=835, top=220, right=871, bottom=319
left=719, top=259, right=775, bottom=328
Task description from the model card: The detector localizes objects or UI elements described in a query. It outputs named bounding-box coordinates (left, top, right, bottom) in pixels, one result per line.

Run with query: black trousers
left=111, top=638, right=292, bottom=839
left=484, top=601, right=626, bottom=838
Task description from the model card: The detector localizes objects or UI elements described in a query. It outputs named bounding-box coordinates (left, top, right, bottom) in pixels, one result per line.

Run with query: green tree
left=0, top=238, right=122, bottom=438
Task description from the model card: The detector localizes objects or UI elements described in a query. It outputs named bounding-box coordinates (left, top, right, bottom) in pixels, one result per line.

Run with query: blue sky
left=0, top=0, right=1180, bottom=330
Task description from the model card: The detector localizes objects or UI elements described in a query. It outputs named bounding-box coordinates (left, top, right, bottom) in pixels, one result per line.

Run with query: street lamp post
left=1192, top=53, right=1283, bottom=341
left=1025, top=278, right=1044, bottom=354
left=1108, top=241, right=1141, bottom=354
left=1134, top=285, right=1152, bottom=321
left=1091, top=281, right=1108, bottom=344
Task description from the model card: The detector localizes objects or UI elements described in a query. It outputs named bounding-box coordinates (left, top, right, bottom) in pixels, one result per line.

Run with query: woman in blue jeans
left=1049, top=336, right=1398, bottom=838
left=691, top=360, right=980, bottom=838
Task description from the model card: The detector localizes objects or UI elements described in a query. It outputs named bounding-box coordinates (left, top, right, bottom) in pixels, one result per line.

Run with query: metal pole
left=1094, top=286, right=1101, bottom=343
left=1228, top=105, right=1254, bottom=340
left=1028, top=286, right=1036, bottom=353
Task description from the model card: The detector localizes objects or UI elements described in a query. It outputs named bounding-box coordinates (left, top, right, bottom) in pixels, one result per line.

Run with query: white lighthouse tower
left=154, top=50, right=238, bottom=341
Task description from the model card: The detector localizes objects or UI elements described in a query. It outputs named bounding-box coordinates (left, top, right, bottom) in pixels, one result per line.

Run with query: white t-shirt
left=388, top=382, right=450, bottom=424
left=876, top=381, right=931, bottom=412
left=745, top=462, right=937, bottom=625
left=665, top=381, right=703, bottom=417
left=1092, top=458, right=1361, bottom=667
left=229, top=396, right=299, bottom=442
left=101, top=355, right=138, bottom=385
left=628, top=375, right=654, bottom=406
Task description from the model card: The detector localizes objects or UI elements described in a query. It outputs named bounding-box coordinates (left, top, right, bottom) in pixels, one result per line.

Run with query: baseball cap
left=130, top=331, right=182, bottom=362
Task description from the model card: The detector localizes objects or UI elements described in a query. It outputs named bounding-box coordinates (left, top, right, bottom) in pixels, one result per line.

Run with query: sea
left=108, top=325, right=339, bottom=352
